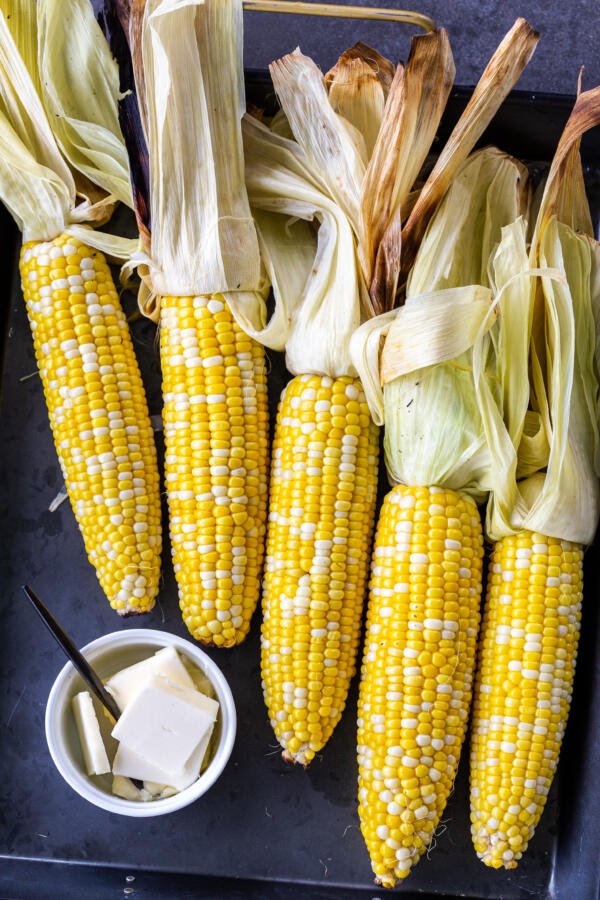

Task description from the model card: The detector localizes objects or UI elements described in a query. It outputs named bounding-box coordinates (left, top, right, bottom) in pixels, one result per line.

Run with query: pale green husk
left=351, top=147, right=529, bottom=500
left=476, top=87, right=600, bottom=544
left=0, top=9, right=74, bottom=240
left=0, top=7, right=129, bottom=250
left=37, top=0, right=132, bottom=208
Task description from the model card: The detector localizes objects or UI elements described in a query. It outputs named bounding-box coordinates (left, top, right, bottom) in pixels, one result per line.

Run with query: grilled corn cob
left=0, top=7, right=161, bottom=613
left=469, top=89, right=600, bottom=868
left=21, top=236, right=161, bottom=612
left=261, top=374, right=378, bottom=762
left=242, top=48, right=389, bottom=761
left=351, top=147, right=531, bottom=884
left=358, top=484, right=482, bottom=883
left=119, top=0, right=269, bottom=644
left=161, top=293, right=268, bottom=646
left=470, top=532, right=582, bottom=867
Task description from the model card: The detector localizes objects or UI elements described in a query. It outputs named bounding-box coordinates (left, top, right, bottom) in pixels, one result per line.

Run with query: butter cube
left=105, top=646, right=195, bottom=712
left=112, top=726, right=214, bottom=792
left=111, top=674, right=218, bottom=774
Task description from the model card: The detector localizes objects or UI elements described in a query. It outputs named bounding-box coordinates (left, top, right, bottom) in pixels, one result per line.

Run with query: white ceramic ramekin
left=45, top=628, right=236, bottom=817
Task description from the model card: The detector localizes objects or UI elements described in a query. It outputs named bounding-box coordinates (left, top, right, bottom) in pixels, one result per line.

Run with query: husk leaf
left=37, top=0, right=132, bottom=208
left=140, top=0, right=262, bottom=299
left=324, top=43, right=393, bottom=160
left=361, top=29, right=454, bottom=313
left=324, top=42, right=395, bottom=97
left=269, top=48, right=365, bottom=236
left=400, top=18, right=539, bottom=277
left=480, top=87, right=600, bottom=544
left=0, top=9, right=74, bottom=240
left=356, top=148, right=529, bottom=499
left=243, top=114, right=362, bottom=377
left=0, top=0, right=39, bottom=93
left=501, top=220, right=600, bottom=543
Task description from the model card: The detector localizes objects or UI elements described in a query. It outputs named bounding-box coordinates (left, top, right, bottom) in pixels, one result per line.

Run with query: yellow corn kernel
left=160, top=293, right=269, bottom=647
left=19, top=236, right=161, bottom=614
left=358, top=485, right=483, bottom=886
left=470, top=531, right=583, bottom=869
left=261, top=374, right=379, bottom=764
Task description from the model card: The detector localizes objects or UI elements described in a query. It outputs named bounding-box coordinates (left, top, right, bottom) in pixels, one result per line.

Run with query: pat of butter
left=72, top=691, right=111, bottom=776
left=105, top=646, right=195, bottom=712
left=111, top=674, right=219, bottom=774
left=112, top=726, right=213, bottom=792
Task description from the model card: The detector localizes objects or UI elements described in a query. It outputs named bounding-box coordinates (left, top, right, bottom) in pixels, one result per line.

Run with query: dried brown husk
left=324, top=41, right=395, bottom=97
left=324, top=42, right=394, bottom=160
left=360, top=28, right=454, bottom=314
left=269, top=48, right=366, bottom=235
left=400, top=18, right=539, bottom=279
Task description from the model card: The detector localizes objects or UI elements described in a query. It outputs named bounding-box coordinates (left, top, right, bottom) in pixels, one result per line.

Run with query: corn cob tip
left=282, top=747, right=310, bottom=766
left=471, top=828, right=519, bottom=869
left=118, top=607, right=153, bottom=618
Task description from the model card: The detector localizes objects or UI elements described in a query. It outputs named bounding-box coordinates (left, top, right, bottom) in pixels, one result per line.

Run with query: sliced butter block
left=72, top=691, right=111, bottom=776
left=105, top=646, right=195, bottom=712
left=111, top=674, right=219, bottom=774
left=112, top=725, right=213, bottom=792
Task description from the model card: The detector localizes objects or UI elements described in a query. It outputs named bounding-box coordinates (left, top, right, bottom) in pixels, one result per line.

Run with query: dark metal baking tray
left=1, top=78, right=600, bottom=900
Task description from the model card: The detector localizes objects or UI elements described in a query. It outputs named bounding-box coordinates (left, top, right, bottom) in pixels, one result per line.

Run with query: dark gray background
left=244, top=0, right=599, bottom=94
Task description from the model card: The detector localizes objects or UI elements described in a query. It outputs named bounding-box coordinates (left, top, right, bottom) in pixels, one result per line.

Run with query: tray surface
left=1, top=79, right=600, bottom=900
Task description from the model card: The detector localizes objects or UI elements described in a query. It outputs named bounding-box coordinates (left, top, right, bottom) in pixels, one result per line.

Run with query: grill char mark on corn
left=470, top=531, right=583, bottom=868
left=20, top=236, right=162, bottom=614
left=357, top=484, right=483, bottom=885
left=160, top=293, right=269, bottom=647
left=261, top=373, right=379, bottom=764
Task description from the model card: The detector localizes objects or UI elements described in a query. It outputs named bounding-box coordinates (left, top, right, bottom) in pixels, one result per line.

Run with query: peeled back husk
left=324, top=42, right=394, bottom=160
left=37, top=0, right=133, bottom=208
left=478, top=86, right=600, bottom=545
left=351, top=147, right=529, bottom=501
left=242, top=113, right=364, bottom=378
left=140, top=0, right=262, bottom=303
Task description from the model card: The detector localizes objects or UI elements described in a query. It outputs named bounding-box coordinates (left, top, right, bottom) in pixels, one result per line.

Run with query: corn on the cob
left=351, top=144, right=534, bottom=884
left=0, top=7, right=161, bottom=613
left=357, top=485, right=483, bottom=884
left=469, top=89, right=600, bottom=869
left=113, top=0, right=270, bottom=643
left=261, top=374, right=378, bottom=762
left=243, top=48, right=389, bottom=761
left=161, top=293, right=269, bottom=646
left=470, top=531, right=582, bottom=868
left=20, top=236, right=161, bottom=612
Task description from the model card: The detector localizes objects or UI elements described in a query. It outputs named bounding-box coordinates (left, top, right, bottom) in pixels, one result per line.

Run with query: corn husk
left=269, top=48, right=366, bottom=236
left=243, top=114, right=363, bottom=377
left=37, top=0, right=132, bottom=208
left=476, top=87, right=600, bottom=544
left=0, top=8, right=136, bottom=257
left=351, top=148, right=529, bottom=500
left=137, top=0, right=262, bottom=308
left=0, top=0, right=39, bottom=91
left=324, top=42, right=394, bottom=160
left=360, top=29, right=454, bottom=312
left=400, top=18, right=539, bottom=278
